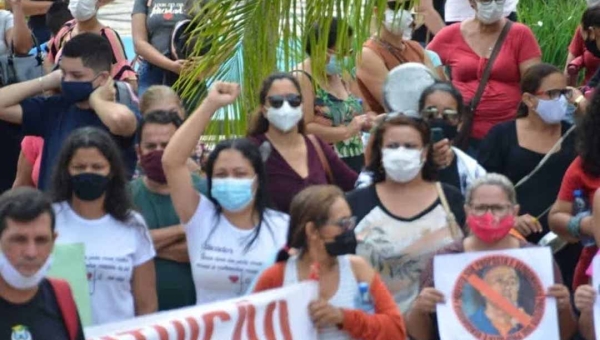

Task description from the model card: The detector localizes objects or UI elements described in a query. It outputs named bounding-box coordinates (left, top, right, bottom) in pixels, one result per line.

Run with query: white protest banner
left=593, top=255, right=600, bottom=340
left=433, top=247, right=558, bottom=340
left=85, top=281, right=318, bottom=340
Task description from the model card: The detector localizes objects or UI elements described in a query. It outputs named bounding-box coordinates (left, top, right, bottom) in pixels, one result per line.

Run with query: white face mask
left=383, top=9, right=414, bottom=36
left=266, top=102, right=303, bottom=133
left=476, top=0, right=505, bottom=25
left=69, top=0, right=98, bottom=22
left=382, top=147, right=424, bottom=183
left=535, top=95, right=568, bottom=124
left=0, top=251, right=52, bottom=290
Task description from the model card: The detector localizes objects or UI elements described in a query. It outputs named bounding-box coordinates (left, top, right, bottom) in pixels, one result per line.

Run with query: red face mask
left=140, top=150, right=167, bottom=184
left=467, top=212, right=515, bottom=244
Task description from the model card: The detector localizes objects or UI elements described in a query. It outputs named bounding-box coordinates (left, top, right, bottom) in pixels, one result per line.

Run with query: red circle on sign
left=452, top=255, right=545, bottom=340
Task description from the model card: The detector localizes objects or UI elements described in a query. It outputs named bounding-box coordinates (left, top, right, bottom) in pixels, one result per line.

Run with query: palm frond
left=178, top=0, right=418, bottom=141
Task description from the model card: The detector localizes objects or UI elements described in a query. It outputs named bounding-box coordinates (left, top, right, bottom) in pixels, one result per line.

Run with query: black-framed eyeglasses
left=421, top=107, right=460, bottom=122
left=267, top=94, right=303, bottom=109
left=534, top=88, right=572, bottom=100
left=469, top=204, right=513, bottom=216
left=387, top=1, right=412, bottom=11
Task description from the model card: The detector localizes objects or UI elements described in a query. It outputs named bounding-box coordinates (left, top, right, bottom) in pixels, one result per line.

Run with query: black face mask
left=70, top=173, right=110, bottom=201
left=324, top=230, right=357, bottom=256
left=430, top=119, right=458, bottom=141
left=585, top=37, right=600, bottom=58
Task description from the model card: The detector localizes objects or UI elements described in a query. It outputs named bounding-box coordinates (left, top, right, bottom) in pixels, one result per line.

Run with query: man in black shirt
left=0, top=188, right=84, bottom=340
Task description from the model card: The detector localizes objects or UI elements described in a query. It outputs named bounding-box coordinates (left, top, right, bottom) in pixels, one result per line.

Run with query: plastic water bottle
left=356, top=282, right=374, bottom=314
left=574, top=190, right=595, bottom=247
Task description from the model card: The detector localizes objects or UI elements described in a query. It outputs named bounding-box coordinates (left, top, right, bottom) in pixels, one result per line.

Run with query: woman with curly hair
left=548, top=86, right=600, bottom=291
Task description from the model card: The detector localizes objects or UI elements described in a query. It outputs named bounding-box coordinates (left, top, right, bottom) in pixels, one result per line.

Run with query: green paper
left=48, top=243, right=92, bottom=326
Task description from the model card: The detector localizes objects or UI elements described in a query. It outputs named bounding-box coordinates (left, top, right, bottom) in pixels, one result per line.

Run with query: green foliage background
left=181, top=0, right=588, bottom=138
left=518, top=0, right=586, bottom=68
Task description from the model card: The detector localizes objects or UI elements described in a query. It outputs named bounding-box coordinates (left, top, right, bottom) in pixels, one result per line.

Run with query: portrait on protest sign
left=434, top=248, right=559, bottom=340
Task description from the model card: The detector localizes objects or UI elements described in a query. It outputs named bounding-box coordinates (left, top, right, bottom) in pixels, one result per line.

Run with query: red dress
left=428, top=22, right=541, bottom=140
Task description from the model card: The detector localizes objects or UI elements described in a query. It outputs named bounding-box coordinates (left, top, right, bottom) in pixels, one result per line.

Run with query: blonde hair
left=139, top=86, right=183, bottom=115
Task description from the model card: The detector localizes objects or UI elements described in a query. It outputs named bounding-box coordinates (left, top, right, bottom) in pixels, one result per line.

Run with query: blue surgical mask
left=535, top=95, right=568, bottom=124
left=211, top=177, right=255, bottom=212
left=326, top=55, right=343, bottom=75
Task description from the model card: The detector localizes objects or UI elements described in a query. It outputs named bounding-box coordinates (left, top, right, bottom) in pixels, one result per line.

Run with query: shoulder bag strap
left=435, top=182, right=463, bottom=240
left=48, top=278, right=79, bottom=340
left=469, top=20, right=513, bottom=113
left=307, top=134, right=334, bottom=184
left=514, top=125, right=576, bottom=188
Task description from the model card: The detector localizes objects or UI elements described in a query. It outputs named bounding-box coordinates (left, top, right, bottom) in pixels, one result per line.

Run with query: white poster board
left=85, top=281, right=318, bottom=340
left=434, top=247, right=558, bottom=340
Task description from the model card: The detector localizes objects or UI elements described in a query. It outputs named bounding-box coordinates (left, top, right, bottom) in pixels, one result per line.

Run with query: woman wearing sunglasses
left=407, top=173, right=577, bottom=340
left=248, top=73, right=358, bottom=213
left=358, top=82, right=486, bottom=195
left=254, top=185, right=407, bottom=340
left=295, top=18, right=372, bottom=173
left=478, top=63, right=587, bottom=288
left=348, top=115, right=466, bottom=314
left=357, top=1, right=446, bottom=116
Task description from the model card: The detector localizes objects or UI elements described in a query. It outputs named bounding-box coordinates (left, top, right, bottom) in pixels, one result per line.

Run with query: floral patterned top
left=314, top=87, right=364, bottom=159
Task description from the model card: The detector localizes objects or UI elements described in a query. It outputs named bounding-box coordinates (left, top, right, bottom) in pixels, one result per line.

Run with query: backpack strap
left=307, top=135, right=334, bottom=184
left=49, top=20, right=76, bottom=61
left=115, top=81, right=139, bottom=108
left=48, top=278, right=79, bottom=340
left=100, top=27, right=136, bottom=81
left=171, top=19, right=191, bottom=60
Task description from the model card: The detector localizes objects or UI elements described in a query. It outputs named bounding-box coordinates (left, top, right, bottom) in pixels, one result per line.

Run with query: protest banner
left=434, top=247, right=558, bottom=340
left=85, top=281, right=318, bottom=340
left=48, top=242, right=93, bottom=326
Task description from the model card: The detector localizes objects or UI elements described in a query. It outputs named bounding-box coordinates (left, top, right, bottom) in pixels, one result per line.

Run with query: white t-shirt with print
left=444, top=0, right=518, bottom=23
left=53, top=202, right=156, bottom=325
left=186, top=195, right=288, bottom=305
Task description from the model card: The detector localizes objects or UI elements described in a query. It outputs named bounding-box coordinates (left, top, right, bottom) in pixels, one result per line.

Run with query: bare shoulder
left=348, top=255, right=375, bottom=283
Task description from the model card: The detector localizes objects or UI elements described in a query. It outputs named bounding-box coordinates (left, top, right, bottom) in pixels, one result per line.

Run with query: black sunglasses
left=421, top=107, right=460, bottom=123
left=267, top=94, right=303, bottom=109
left=387, top=1, right=412, bottom=11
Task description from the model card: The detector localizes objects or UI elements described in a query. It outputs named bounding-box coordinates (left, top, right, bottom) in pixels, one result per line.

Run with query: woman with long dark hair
left=51, top=127, right=157, bottom=325
left=478, top=63, right=585, bottom=288
left=162, top=82, right=288, bottom=304
left=248, top=72, right=357, bottom=213
left=254, top=185, right=406, bottom=339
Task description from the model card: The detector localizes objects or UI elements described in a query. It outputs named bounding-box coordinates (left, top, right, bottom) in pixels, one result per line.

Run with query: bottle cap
left=574, top=189, right=583, bottom=197
left=358, top=282, right=369, bottom=292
